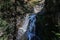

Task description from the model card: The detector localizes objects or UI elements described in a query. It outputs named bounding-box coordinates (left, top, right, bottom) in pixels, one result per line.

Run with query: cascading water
left=16, top=14, right=37, bottom=40
left=16, top=0, right=45, bottom=40
left=26, top=6, right=45, bottom=40
left=26, top=0, right=45, bottom=39
left=26, top=14, right=36, bottom=40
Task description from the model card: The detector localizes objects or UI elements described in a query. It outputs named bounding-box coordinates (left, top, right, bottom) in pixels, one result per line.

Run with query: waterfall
left=16, top=0, right=45, bottom=40
left=26, top=1, right=45, bottom=39
left=26, top=14, right=36, bottom=40
left=16, top=13, right=37, bottom=40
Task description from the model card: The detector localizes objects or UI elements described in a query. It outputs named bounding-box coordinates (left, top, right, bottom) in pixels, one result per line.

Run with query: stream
left=26, top=14, right=36, bottom=40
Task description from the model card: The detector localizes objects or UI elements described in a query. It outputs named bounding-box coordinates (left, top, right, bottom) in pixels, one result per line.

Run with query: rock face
left=36, top=0, right=60, bottom=40
left=16, top=14, right=29, bottom=40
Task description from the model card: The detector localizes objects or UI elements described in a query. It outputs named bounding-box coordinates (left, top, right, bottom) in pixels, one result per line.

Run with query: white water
left=26, top=14, right=36, bottom=40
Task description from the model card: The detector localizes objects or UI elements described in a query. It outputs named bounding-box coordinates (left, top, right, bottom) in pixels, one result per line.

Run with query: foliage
left=0, top=18, right=8, bottom=27
left=0, top=0, right=60, bottom=40
left=0, top=18, right=8, bottom=40
left=0, top=0, right=37, bottom=40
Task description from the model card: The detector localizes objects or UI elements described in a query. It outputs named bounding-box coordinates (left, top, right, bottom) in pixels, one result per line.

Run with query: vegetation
left=0, top=0, right=39, bottom=40
left=0, top=0, right=60, bottom=40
